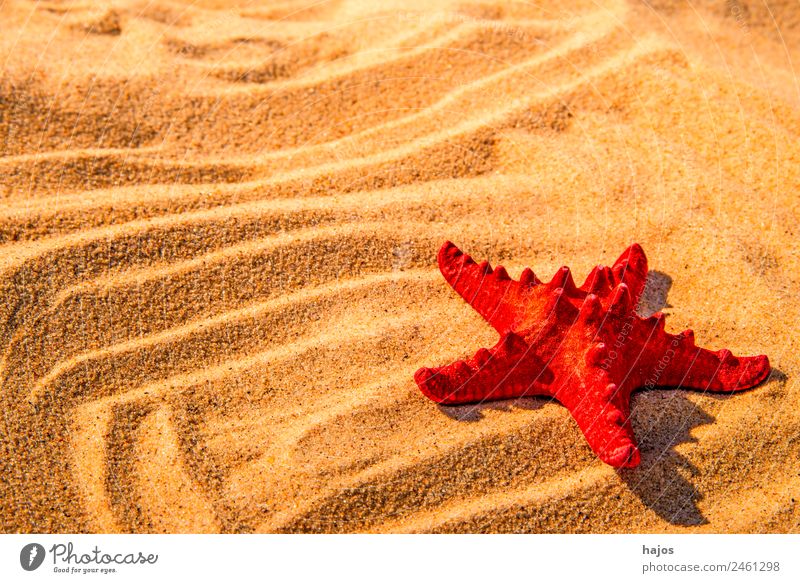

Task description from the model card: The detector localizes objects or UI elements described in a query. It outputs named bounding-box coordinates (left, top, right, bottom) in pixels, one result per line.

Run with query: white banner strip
left=1, top=534, right=798, bottom=582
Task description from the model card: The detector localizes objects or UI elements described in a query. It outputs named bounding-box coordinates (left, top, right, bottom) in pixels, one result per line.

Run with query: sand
left=0, top=0, right=798, bottom=534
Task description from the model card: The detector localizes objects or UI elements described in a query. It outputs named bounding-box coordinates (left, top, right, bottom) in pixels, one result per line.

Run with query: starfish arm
left=556, top=370, right=641, bottom=468
left=611, top=243, right=649, bottom=304
left=414, top=332, right=551, bottom=405
left=437, top=241, right=534, bottom=335
left=638, top=322, right=771, bottom=392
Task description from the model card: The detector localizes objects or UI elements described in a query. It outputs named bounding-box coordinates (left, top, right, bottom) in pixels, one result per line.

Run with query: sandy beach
left=0, top=0, right=798, bottom=533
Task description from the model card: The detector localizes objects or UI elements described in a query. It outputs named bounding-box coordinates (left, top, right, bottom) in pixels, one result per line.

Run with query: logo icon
left=20, top=543, right=46, bottom=571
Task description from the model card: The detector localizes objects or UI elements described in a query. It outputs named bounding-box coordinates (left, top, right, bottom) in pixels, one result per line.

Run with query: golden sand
left=0, top=0, right=798, bottom=533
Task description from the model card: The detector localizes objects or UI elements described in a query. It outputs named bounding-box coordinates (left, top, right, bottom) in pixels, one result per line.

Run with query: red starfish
left=414, top=242, right=771, bottom=468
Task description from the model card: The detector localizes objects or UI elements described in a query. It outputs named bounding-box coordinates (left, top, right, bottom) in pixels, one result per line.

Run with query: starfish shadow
left=437, top=396, right=550, bottom=422
left=617, top=390, right=713, bottom=526
left=619, top=366, right=786, bottom=526
left=637, top=270, right=673, bottom=316
left=761, top=367, right=788, bottom=384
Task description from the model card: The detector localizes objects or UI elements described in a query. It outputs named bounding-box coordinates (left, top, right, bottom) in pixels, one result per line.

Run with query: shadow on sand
left=619, top=365, right=786, bottom=526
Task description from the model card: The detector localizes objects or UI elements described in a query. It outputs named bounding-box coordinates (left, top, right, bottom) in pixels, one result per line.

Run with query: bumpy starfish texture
left=415, top=242, right=771, bottom=468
